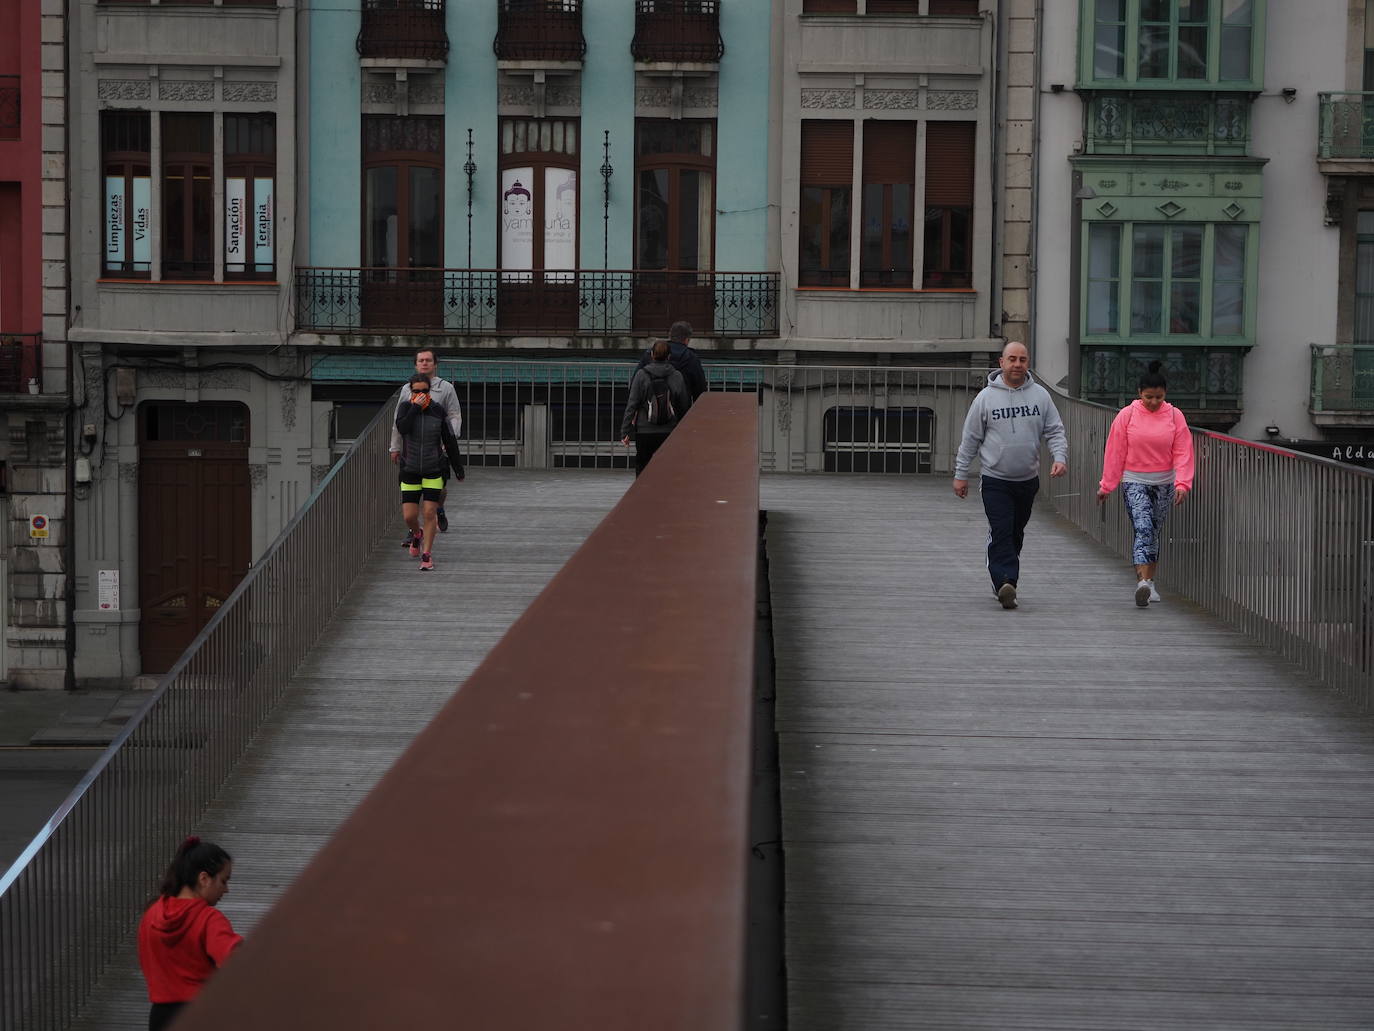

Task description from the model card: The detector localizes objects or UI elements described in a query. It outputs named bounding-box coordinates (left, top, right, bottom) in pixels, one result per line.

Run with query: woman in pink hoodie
left=138, top=836, right=243, bottom=1030
left=1096, top=361, right=1195, bottom=608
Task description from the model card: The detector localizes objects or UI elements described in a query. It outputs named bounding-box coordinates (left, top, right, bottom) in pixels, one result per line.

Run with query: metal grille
left=493, top=0, right=586, bottom=61
left=356, top=0, right=450, bottom=62
left=632, top=1, right=724, bottom=63
left=0, top=405, right=395, bottom=1031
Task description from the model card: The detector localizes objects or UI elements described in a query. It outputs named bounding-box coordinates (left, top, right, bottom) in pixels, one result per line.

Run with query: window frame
left=361, top=114, right=445, bottom=272
left=223, top=113, right=277, bottom=282
left=798, top=119, right=854, bottom=288
left=1078, top=0, right=1265, bottom=91
left=1081, top=218, right=1255, bottom=346
left=101, top=110, right=153, bottom=279
left=634, top=118, right=716, bottom=273
left=161, top=112, right=215, bottom=281
left=497, top=117, right=579, bottom=273
left=860, top=121, right=916, bottom=289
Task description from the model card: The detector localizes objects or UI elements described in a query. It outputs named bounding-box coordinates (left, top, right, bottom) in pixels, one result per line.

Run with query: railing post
left=520, top=403, right=550, bottom=469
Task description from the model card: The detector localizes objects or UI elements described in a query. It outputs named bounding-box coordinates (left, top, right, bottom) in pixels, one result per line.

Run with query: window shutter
left=928, top=0, right=979, bottom=14
left=862, top=121, right=916, bottom=185
left=801, top=121, right=854, bottom=186
left=924, top=121, right=975, bottom=206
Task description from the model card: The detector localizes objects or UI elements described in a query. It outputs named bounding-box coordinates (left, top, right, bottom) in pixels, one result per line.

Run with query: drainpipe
left=63, top=0, right=75, bottom=690
left=988, top=1, right=1003, bottom=342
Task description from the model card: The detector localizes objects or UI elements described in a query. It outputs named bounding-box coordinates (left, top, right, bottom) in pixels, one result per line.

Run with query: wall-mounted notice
left=98, top=569, right=120, bottom=611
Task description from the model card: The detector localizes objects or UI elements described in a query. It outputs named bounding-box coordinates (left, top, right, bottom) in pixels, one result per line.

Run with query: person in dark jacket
left=635, top=320, right=707, bottom=401
left=620, top=340, right=693, bottom=477
left=395, top=373, right=462, bottom=571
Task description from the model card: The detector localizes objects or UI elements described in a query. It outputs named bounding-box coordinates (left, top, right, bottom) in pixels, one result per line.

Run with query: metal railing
left=357, top=0, right=449, bottom=61
left=1311, top=343, right=1374, bottom=412
left=369, top=359, right=989, bottom=473
left=1085, top=91, right=1250, bottom=155
left=0, top=402, right=394, bottom=1031
left=295, top=267, right=780, bottom=337
left=0, top=333, right=42, bottom=394
left=1318, top=91, right=1374, bottom=160
left=1043, top=388, right=1374, bottom=711
left=0, top=76, right=17, bottom=140
left=632, top=0, right=724, bottom=63
left=493, top=0, right=585, bottom=61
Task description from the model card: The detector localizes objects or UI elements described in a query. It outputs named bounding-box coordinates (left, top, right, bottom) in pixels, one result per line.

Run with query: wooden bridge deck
left=763, top=475, right=1374, bottom=1030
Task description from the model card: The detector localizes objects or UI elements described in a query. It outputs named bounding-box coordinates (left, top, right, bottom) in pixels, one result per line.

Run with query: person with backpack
left=1096, top=361, right=1195, bottom=607
left=635, top=321, right=707, bottom=401
left=620, top=339, right=693, bottom=476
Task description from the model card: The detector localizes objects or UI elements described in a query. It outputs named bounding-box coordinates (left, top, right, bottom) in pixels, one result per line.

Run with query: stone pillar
left=1000, top=0, right=1037, bottom=350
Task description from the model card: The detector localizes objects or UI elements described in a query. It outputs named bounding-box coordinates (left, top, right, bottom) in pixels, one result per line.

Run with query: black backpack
left=644, top=370, right=677, bottom=427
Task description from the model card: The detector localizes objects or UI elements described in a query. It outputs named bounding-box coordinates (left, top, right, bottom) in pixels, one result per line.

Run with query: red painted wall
left=0, top=0, right=46, bottom=335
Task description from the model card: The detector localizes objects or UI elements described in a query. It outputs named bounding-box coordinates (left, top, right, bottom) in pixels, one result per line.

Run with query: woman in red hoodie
left=138, top=836, right=243, bottom=1030
left=1096, top=361, right=1196, bottom=608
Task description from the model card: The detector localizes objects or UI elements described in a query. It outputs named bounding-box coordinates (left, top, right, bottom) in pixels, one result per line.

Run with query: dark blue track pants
left=980, top=474, right=1040, bottom=591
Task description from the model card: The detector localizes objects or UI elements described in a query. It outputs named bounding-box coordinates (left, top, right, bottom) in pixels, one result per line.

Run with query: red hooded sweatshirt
left=138, top=896, right=243, bottom=1003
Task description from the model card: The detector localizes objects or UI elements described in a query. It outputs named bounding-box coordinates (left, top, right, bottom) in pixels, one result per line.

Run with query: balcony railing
left=0, top=76, right=18, bottom=141
left=295, top=267, right=779, bottom=337
left=493, top=0, right=586, bottom=62
left=1085, top=92, right=1250, bottom=156
left=632, top=1, right=724, bottom=63
left=1319, top=92, right=1374, bottom=160
left=0, top=333, right=41, bottom=394
left=357, top=0, right=449, bottom=62
left=1312, top=344, right=1374, bottom=412
left=1081, top=346, right=1242, bottom=414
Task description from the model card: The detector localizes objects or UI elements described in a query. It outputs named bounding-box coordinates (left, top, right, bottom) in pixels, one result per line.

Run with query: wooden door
left=138, top=403, right=251, bottom=674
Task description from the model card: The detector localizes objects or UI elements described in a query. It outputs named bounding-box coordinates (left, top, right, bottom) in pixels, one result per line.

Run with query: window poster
left=105, top=176, right=125, bottom=270
left=132, top=176, right=150, bottom=269
left=501, top=167, right=534, bottom=281
left=254, top=178, right=274, bottom=268
left=545, top=168, right=576, bottom=283
left=225, top=177, right=247, bottom=272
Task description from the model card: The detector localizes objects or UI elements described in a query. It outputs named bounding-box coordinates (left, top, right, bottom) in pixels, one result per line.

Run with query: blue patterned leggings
left=1122, top=481, right=1176, bottom=566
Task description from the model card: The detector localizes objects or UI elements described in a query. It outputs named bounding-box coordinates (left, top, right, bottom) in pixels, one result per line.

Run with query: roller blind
left=924, top=121, right=976, bottom=206
left=801, top=121, right=855, bottom=186
left=862, top=121, right=917, bottom=184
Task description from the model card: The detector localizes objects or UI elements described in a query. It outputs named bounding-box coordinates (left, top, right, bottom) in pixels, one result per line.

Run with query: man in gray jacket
left=389, top=349, right=462, bottom=543
left=952, top=341, right=1068, bottom=609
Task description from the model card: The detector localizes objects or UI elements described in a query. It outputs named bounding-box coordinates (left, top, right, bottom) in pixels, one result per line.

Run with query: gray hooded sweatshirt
left=954, top=369, right=1068, bottom=482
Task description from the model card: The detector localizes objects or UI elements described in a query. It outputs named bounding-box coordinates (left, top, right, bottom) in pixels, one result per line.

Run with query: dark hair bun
left=1147, top=361, right=1162, bottom=374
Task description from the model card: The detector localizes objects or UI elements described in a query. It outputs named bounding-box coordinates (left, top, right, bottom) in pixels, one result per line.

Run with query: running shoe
left=437, top=507, right=449, bottom=533
left=409, top=538, right=422, bottom=558
left=1148, top=581, right=1161, bottom=603
left=419, top=553, right=434, bottom=572
left=997, top=582, right=1017, bottom=610
left=1134, top=580, right=1151, bottom=607
left=402, top=530, right=416, bottom=549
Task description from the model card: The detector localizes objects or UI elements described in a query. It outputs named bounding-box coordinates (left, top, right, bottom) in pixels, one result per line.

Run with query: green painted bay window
left=1084, top=220, right=1254, bottom=343
left=1081, top=0, right=1264, bottom=90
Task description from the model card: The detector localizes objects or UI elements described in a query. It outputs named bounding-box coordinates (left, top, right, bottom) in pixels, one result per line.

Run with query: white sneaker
left=1148, top=582, right=1161, bottom=603
left=1134, top=580, right=1151, bottom=608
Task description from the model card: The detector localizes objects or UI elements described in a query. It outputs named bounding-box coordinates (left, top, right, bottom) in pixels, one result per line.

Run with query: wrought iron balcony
left=295, top=267, right=779, bottom=338
left=493, top=0, right=586, bottom=62
left=0, top=76, right=18, bottom=141
left=1311, top=344, right=1374, bottom=414
left=357, top=0, right=450, bottom=63
left=632, top=1, right=723, bottom=64
left=1085, top=92, right=1250, bottom=156
left=1318, top=92, right=1374, bottom=162
left=1082, top=345, right=1242, bottom=416
left=0, top=333, right=43, bottom=394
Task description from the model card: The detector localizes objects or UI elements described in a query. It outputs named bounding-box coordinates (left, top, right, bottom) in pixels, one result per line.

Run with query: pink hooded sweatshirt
left=1099, top=399, right=1195, bottom=494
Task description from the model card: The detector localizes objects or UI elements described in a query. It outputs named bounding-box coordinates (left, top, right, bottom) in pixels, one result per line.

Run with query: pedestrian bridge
left=3, top=390, right=1373, bottom=1031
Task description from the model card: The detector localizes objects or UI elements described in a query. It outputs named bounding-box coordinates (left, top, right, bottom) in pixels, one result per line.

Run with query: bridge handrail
left=1042, top=387, right=1374, bottom=710
left=0, top=400, right=396, bottom=1031
left=172, top=394, right=761, bottom=1030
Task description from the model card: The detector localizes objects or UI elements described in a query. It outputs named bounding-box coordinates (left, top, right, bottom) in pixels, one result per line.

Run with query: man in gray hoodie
left=952, top=341, right=1069, bottom=609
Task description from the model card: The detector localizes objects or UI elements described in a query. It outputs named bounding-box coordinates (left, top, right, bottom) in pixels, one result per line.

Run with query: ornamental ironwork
left=357, top=0, right=449, bottom=62
left=494, top=0, right=586, bottom=62
left=631, top=0, right=723, bottom=64
left=1087, top=92, right=1250, bottom=155
left=295, top=267, right=779, bottom=338
left=1082, top=345, right=1242, bottom=410
left=1317, top=92, right=1374, bottom=160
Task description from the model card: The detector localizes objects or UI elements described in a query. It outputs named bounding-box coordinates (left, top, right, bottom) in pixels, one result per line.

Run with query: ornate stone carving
left=636, top=86, right=674, bottom=108
left=311, top=464, right=333, bottom=488
left=249, top=464, right=268, bottom=490
left=409, top=80, right=445, bottom=105
left=775, top=396, right=792, bottom=433
left=681, top=87, right=718, bottom=109
left=143, top=369, right=184, bottom=389
left=501, top=84, right=538, bottom=106
left=279, top=382, right=298, bottom=430
left=363, top=81, right=397, bottom=105
left=159, top=81, right=215, bottom=103
left=801, top=88, right=854, bottom=110
left=864, top=89, right=919, bottom=110
left=119, top=462, right=139, bottom=487
left=926, top=90, right=978, bottom=111
left=222, top=81, right=277, bottom=104
left=546, top=83, right=580, bottom=106
left=200, top=370, right=249, bottom=391
left=97, top=80, right=151, bottom=101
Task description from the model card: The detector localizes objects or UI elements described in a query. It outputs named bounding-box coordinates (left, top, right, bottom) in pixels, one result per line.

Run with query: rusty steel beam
left=177, top=394, right=760, bottom=1031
